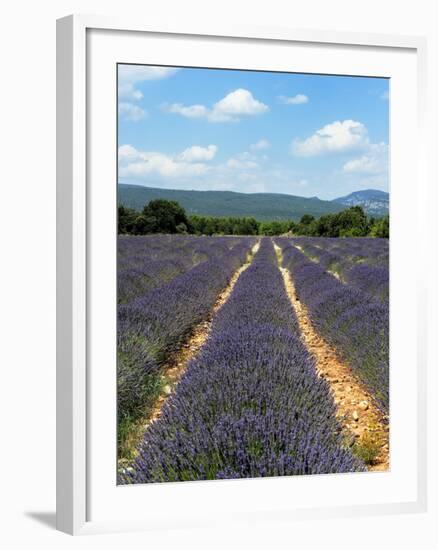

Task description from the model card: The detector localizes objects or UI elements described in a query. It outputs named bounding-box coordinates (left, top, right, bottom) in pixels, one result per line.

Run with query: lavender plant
left=118, top=237, right=254, bottom=422
left=276, top=239, right=389, bottom=414
left=118, top=234, right=238, bottom=303
left=342, top=263, right=389, bottom=302
left=291, top=237, right=389, bottom=302
left=123, top=239, right=364, bottom=483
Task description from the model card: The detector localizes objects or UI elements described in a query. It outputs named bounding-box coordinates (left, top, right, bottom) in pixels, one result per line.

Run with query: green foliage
left=118, top=201, right=389, bottom=238
left=336, top=206, right=369, bottom=236
left=140, top=199, right=190, bottom=234
left=190, top=214, right=259, bottom=236
left=294, top=206, right=378, bottom=238
left=370, top=215, right=389, bottom=238
left=258, top=220, right=292, bottom=236
left=118, top=205, right=138, bottom=234
left=117, top=372, right=165, bottom=462
left=132, top=214, right=155, bottom=234
left=176, top=222, right=188, bottom=234
left=352, top=433, right=381, bottom=465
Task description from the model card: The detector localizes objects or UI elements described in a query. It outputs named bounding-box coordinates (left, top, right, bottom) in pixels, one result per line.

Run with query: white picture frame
left=56, top=14, right=428, bottom=535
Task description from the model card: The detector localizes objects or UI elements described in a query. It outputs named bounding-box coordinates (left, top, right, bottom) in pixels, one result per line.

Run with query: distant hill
left=332, top=189, right=389, bottom=216
left=118, top=184, right=347, bottom=221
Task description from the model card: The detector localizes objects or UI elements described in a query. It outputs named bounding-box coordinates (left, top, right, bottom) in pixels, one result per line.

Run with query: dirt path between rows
left=274, top=243, right=389, bottom=472
left=146, top=240, right=260, bottom=426
left=294, top=244, right=342, bottom=281
left=118, top=241, right=260, bottom=470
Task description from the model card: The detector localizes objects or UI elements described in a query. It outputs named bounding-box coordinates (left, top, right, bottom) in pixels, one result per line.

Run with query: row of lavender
left=123, top=239, right=364, bottom=483
left=294, top=237, right=389, bottom=303
left=298, top=237, right=388, bottom=265
left=118, top=236, right=255, bottom=423
left=276, top=239, right=389, bottom=414
left=118, top=235, right=239, bottom=304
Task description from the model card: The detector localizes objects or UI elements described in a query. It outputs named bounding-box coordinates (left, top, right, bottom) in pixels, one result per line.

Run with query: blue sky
left=118, top=64, right=389, bottom=200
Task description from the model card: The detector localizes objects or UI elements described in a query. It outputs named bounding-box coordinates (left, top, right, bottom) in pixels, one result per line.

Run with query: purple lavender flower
left=122, top=239, right=364, bottom=484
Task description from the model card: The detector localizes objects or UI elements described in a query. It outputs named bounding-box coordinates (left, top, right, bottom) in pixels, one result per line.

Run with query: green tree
left=188, top=215, right=205, bottom=235
left=176, top=222, right=188, bottom=234
left=238, top=217, right=259, bottom=235
left=370, top=215, right=389, bottom=238
left=132, top=214, right=157, bottom=234
left=119, top=202, right=388, bottom=238
left=142, top=199, right=189, bottom=233
left=313, top=214, right=334, bottom=236
left=259, top=220, right=289, bottom=236
left=118, top=205, right=137, bottom=234
left=203, top=218, right=216, bottom=236
left=336, top=206, right=369, bottom=237
left=300, top=214, right=315, bottom=226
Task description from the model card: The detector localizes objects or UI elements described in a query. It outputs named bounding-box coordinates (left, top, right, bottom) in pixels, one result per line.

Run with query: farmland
left=118, top=234, right=389, bottom=483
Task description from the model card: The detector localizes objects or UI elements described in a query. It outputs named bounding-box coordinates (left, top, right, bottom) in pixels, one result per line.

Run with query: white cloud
left=118, top=102, right=147, bottom=122
left=381, top=90, right=389, bottom=101
left=226, top=158, right=259, bottom=169
left=210, top=89, right=269, bottom=121
left=118, top=65, right=179, bottom=103
left=118, top=144, right=211, bottom=179
left=278, top=94, right=309, bottom=105
left=165, top=103, right=208, bottom=118
left=343, top=143, right=388, bottom=175
left=226, top=151, right=259, bottom=170
left=177, top=145, right=218, bottom=162
left=250, top=139, right=270, bottom=150
left=292, top=120, right=369, bottom=156
left=118, top=66, right=179, bottom=84
left=164, top=88, right=268, bottom=123
left=119, top=83, right=144, bottom=101
left=118, top=144, right=141, bottom=162
left=118, top=143, right=321, bottom=196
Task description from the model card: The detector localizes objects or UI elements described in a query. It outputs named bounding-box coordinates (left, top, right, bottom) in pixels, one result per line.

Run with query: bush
left=352, top=432, right=381, bottom=465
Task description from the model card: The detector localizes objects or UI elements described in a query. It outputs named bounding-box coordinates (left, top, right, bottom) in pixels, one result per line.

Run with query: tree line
left=118, top=199, right=389, bottom=238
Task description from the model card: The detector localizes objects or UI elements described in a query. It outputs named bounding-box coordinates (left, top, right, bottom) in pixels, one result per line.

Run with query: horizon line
left=118, top=182, right=389, bottom=200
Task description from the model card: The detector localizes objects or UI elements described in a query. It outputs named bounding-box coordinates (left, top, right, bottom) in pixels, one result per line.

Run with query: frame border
left=56, top=14, right=428, bottom=535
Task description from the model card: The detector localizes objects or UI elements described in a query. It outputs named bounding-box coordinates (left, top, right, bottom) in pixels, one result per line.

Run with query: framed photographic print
left=56, top=15, right=427, bottom=535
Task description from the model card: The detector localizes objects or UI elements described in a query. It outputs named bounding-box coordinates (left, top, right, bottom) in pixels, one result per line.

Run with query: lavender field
left=117, top=234, right=389, bottom=482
